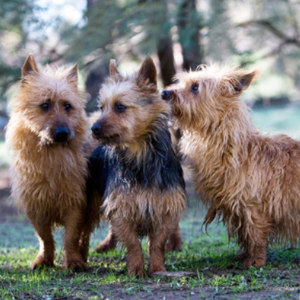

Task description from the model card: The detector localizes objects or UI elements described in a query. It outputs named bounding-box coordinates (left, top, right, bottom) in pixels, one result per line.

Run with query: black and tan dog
left=88, top=57, right=186, bottom=276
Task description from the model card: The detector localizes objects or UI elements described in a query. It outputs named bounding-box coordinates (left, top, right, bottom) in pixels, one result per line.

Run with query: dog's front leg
left=30, top=218, right=55, bottom=269
left=147, top=225, right=170, bottom=275
left=112, top=218, right=145, bottom=277
left=63, top=208, right=86, bottom=271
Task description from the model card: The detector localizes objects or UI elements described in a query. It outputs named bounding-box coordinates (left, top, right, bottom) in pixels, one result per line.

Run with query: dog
left=161, top=64, right=300, bottom=267
left=6, top=54, right=91, bottom=270
left=88, top=57, right=186, bottom=276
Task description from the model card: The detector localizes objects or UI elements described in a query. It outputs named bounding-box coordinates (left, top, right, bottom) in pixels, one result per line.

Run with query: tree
left=0, top=0, right=36, bottom=111
left=234, top=0, right=300, bottom=92
left=177, top=0, right=203, bottom=70
left=206, top=0, right=236, bottom=62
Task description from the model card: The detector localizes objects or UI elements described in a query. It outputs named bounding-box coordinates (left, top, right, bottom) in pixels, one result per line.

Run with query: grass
left=1, top=202, right=300, bottom=300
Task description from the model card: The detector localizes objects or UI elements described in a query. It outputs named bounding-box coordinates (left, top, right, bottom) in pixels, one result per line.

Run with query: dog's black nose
left=161, top=90, right=172, bottom=100
left=91, top=123, right=102, bottom=136
left=54, top=127, right=69, bottom=142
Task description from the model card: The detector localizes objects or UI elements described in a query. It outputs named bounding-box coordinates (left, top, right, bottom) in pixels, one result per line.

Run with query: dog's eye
left=191, top=84, right=199, bottom=93
left=65, top=103, right=72, bottom=112
left=40, top=102, right=51, bottom=111
left=115, top=104, right=126, bottom=113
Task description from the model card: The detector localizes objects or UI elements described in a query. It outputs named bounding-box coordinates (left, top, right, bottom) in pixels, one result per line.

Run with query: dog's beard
left=98, top=134, right=121, bottom=145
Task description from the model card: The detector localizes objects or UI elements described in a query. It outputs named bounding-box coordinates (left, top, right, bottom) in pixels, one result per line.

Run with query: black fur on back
left=87, top=115, right=185, bottom=203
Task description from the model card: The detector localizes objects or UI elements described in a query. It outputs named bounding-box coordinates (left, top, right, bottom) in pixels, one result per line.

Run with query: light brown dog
left=162, top=64, right=300, bottom=267
left=89, top=57, right=186, bottom=276
left=6, top=54, right=90, bottom=270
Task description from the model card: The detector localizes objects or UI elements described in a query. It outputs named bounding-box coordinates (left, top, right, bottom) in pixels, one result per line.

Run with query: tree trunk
left=177, top=0, right=202, bottom=70
left=157, top=36, right=176, bottom=87
left=85, top=63, right=109, bottom=112
left=85, top=0, right=109, bottom=112
left=153, top=0, right=176, bottom=87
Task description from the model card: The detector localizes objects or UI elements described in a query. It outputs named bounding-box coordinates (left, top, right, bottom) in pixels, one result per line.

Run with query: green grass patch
left=1, top=207, right=300, bottom=299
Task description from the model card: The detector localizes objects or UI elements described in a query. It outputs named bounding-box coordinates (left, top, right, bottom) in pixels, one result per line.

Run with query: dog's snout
left=161, top=90, right=172, bottom=101
left=91, top=123, right=102, bottom=136
left=54, top=127, right=69, bottom=142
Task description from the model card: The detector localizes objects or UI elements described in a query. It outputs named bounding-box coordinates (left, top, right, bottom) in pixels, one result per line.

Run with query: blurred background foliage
left=1, top=0, right=300, bottom=113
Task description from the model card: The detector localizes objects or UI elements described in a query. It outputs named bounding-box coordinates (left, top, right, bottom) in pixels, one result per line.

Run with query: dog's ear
left=137, top=56, right=157, bottom=87
left=22, top=54, right=39, bottom=79
left=223, top=70, right=258, bottom=97
left=67, top=63, right=78, bottom=86
left=233, top=71, right=257, bottom=93
left=109, top=59, right=121, bottom=77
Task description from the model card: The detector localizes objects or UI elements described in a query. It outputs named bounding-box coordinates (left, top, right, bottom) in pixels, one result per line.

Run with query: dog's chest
left=105, top=186, right=165, bottom=228
left=15, top=146, right=86, bottom=201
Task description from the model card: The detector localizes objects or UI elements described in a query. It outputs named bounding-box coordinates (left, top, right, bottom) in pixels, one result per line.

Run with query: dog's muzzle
left=161, top=90, right=173, bottom=101
left=91, top=123, right=102, bottom=137
left=54, top=127, right=69, bottom=142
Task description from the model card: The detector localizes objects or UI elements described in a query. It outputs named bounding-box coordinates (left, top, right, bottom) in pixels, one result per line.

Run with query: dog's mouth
left=161, top=90, right=184, bottom=118
left=172, top=105, right=183, bottom=118
left=93, top=133, right=121, bottom=145
left=38, top=126, right=74, bottom=147
left=91, top=122, right=121, bottom=144
left=39, top=136, right=71, bottom=147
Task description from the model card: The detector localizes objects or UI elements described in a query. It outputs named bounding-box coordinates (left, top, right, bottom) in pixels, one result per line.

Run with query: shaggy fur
left=6, top=54, right=91, bottom=270
left=88, top=57, right=186, bottom=276
left=161, top=64, right=300, bottom=267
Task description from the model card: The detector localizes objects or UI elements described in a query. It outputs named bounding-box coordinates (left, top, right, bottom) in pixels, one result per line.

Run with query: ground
left=1, top=166, right=300, bottom=300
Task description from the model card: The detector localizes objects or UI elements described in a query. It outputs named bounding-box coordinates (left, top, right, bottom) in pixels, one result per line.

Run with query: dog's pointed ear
left=67, top=63, right=78, bottom=86
left=22, top=54, right=39, bottom=78
left=137, top=56, right=157, bottom=86
left=109, top=59, right=121, bottom=77
left=232, top=71, right=257, bottom=94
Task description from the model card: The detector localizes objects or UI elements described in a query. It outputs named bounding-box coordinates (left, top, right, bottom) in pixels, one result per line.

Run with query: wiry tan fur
left=104, top=187, right=186, bottom=226
left=91, top=57, right=186, bottom=276
left=164, top=64, right=300, bottom=267
left=6, top=55, right=91, bottom=270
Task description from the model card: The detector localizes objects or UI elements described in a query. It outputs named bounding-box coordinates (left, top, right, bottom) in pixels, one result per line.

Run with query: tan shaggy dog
left=6, top=54, right=91, bottom=270
left=89, top=57, right=186, bottom=276
left=161, top=64, right=300, bottom=268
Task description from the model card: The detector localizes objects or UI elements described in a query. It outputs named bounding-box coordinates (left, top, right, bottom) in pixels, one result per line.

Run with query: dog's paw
left=166, top=241, right=182, bottom=252
left=64, top=255, right=86, bottom=272
left=128, top=266, right=146, bottom=278
left=94, top=242, right=116, bottom=253
left=243, top=256, right=266, bottom=268
left=148, top=265, right=166, bottom=276
left=32, top=256, right=54, bottom=270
